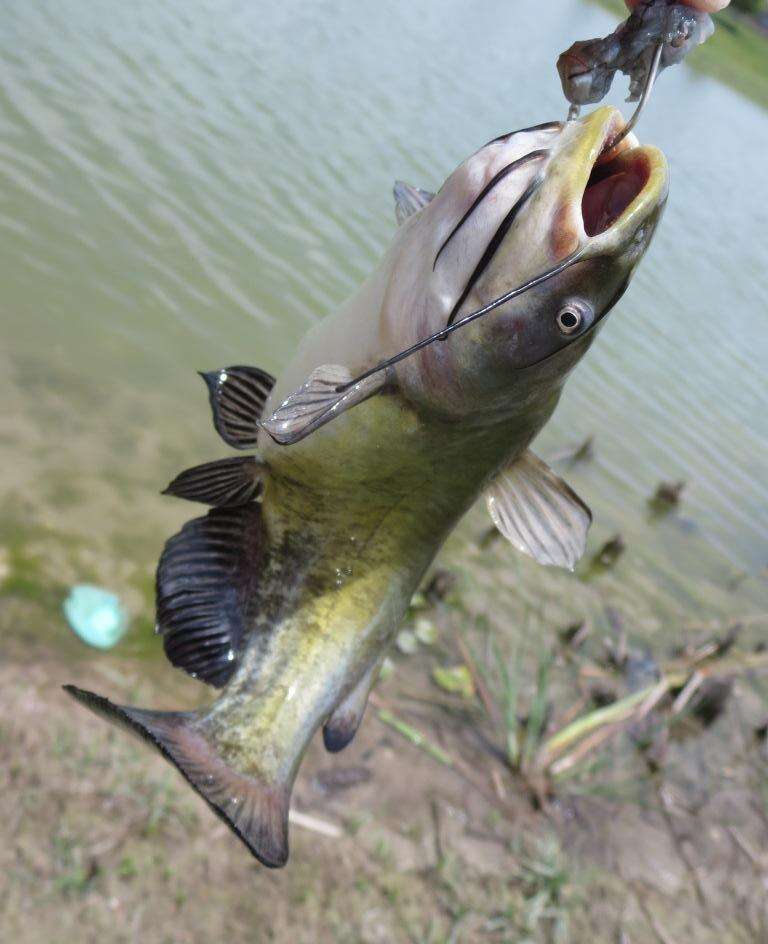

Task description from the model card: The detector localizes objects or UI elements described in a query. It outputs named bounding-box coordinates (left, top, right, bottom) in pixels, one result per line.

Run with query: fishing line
left=609, top=39, right=664, bottom=148
left=334, top=247, right=585, bottom=393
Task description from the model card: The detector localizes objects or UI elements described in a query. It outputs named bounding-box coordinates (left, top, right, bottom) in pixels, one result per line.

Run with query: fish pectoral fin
left=63, top=686, right=290, bottom=868
left=323, top=662, right=379, bottom=753
left=200, top=365, right=276, bottom=449
left=485, top=450, right=592, bottom=571
left=156, top=504, right=265, bottom=687
left=260, top=364, right=386, bottom=446
left=162, top=456, right=266, bottom=507
left=393, top=180, right=435, bottom=225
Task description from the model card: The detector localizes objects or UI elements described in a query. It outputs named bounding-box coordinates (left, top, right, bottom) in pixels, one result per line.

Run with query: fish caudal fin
left=63, top=685, right=290, bottom=868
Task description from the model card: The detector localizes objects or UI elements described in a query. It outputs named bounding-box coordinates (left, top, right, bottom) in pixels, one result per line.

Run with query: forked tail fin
left=63, top=685, right=289, bottom=868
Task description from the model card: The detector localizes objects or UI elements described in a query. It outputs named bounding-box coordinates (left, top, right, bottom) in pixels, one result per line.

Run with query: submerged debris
left=549, top=435, right=595, bottom=465
left=649, top=478, right=686, bottom=515
left=592, top=534, right=626, bottom=569
left=652, top=479, right=686, bottom=505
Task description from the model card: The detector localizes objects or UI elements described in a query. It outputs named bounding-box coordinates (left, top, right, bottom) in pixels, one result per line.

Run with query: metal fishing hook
left=564, top=36, right=664, bottom=138
left=609, top=38, right=664, bottom=148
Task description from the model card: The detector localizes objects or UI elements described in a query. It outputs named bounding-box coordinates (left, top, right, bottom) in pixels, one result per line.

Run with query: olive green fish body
left=212, top=376, right=554, bottom=784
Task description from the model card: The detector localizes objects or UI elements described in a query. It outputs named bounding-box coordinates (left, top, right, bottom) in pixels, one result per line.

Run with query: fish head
left=386, top=106, right=668, bottom=422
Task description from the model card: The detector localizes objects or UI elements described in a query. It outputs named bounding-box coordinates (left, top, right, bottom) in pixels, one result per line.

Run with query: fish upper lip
left=578, top=107, right=668, bottom=245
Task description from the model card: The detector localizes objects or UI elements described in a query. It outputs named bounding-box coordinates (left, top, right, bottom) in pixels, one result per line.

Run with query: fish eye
left=556, top=307, right=582, bottom=335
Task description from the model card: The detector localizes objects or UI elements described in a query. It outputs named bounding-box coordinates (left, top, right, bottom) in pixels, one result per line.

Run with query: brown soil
left=2, top=628, right=768, bottom=944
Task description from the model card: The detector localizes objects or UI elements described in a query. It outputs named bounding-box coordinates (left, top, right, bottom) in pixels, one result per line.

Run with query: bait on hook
left=558, top=0, right=714, bottom=136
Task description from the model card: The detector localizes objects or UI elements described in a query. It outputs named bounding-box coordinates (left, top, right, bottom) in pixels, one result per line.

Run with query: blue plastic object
left=63, top=584, right=128, bottom=649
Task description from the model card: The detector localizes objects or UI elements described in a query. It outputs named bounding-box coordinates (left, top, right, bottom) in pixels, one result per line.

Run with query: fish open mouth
left=582, top=146, right=651, bottom=236
left=576, top=109, right=666, bottom=241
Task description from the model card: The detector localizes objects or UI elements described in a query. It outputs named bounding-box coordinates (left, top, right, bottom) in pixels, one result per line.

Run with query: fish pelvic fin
left=322, top=662, right=378, bottom=753
left=486, top=449, right=592, bottom=571
left=63, top=685, right=290, bottom=868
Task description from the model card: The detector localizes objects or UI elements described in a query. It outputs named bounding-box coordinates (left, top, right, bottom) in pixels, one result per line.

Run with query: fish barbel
left=66, top=106, right=668, bottom=867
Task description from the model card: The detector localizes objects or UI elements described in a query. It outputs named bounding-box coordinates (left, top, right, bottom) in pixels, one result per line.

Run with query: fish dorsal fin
left=486, top=450, right=592, bottom=571
left=393, top=180, right=435, bottom=224
left=322, top=661, right=378, bottom=753
left=261, top=364, right=386, bottom=446
left=200, top=365, right=276, bottom=449
left=162, top=456, right=266, bottom=507
left=156, top=504, right=264, bottom=687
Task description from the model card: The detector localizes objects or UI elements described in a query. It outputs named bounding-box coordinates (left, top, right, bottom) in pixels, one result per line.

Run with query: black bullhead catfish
left=66, top=106, right=668, bottom=867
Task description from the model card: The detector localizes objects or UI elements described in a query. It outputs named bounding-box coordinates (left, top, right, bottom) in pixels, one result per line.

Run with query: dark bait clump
left=557, top=0, right=714, bottom=107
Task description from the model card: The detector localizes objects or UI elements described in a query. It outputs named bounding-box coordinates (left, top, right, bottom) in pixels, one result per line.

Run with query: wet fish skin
left=66, top=106, right=668, bottom=868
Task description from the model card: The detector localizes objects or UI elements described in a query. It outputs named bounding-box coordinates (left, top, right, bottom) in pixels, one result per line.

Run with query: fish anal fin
left=486, top=450, right=592, bottom=570
left=200, top=365, right=275, bottom=450
left=63, top=686, right=289, bottom=867
left=162, top=456, right=266, bottom=507
left=156, top=504, right=265, bottom=687
left=393, top=181, right=435, bottom=224
left=322, top=663, right=378, bottom=753
left=261, top=364, right=385, bottom=446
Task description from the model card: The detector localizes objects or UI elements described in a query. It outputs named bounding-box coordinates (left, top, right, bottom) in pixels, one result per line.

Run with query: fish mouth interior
left=581, top=141, right=652, bottom=237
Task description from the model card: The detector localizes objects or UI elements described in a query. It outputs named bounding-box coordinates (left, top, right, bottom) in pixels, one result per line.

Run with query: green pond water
left=0, top=0, right=766, bottom=661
